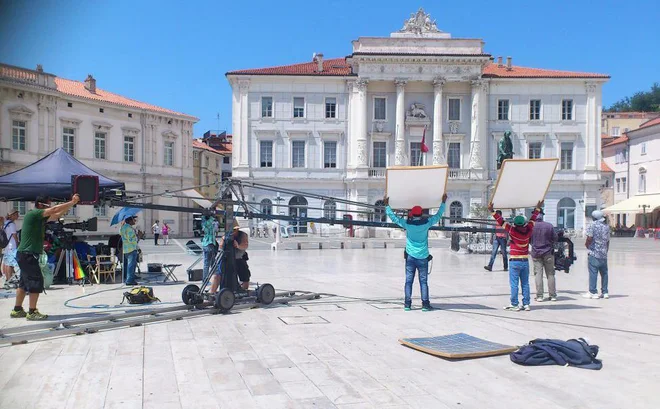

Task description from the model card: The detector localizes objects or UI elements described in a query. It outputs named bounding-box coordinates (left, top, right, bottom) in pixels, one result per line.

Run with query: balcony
left=0, top=63, right=56, bottom=89
left=367, top=167, right=485, bottom=180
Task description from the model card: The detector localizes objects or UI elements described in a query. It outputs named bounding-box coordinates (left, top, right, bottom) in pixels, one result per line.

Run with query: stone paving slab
left=0, top=238, right=658, bottom=408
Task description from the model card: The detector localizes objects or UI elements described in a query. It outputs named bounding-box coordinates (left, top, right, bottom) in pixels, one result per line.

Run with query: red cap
left=411, top=206, right=423, bottom=217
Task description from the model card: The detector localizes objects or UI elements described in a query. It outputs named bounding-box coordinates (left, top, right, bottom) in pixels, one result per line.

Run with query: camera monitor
left=72, top=175, right=99, bottom=204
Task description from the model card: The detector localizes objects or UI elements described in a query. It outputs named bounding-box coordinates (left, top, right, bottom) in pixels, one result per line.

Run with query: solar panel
left=399, top=333, right=518, bottom=359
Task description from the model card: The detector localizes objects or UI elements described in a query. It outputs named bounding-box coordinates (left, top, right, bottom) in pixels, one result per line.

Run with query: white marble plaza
left=0, top=238, right=658, bottom=409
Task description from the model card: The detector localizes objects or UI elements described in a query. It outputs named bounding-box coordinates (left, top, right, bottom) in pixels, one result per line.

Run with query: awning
left=181, top=189, right=215, bottom=209
left=602, top=193, right=660, bottom=213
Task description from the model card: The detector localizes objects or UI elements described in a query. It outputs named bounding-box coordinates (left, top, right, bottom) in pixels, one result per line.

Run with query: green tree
left=606, top=83, right=660, bottom=112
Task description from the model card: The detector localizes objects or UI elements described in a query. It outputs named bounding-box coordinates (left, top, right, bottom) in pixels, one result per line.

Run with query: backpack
left=121, top=286, right=160, bottom=304
left=0, top=221, right=13, bottom=249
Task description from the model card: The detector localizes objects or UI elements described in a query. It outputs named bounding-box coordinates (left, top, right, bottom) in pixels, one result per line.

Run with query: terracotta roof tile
left=226, top=58, right=351, bottom=76
left=193, top=139, right=231, bottom=154
left=482, top=63, right=609, bottom=79
left=639, top=117, right=660, bottom=129
left=601, top=160, right=613, bottom=173
left=603, top=135, right=629, bottom=147
left=54, top=77, right=197, bottom=119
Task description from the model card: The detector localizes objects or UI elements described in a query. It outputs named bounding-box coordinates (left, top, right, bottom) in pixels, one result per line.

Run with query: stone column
left=585, top=82, right=598, bottom=170
left=469, top=79, right=487, bottom=170
left=395, top=79, right=407, bottom=166
left=432, top=77, right=445, bottom=165
left=356, top=79, right=368, bottom=168
left=238, top=79, right=250, bottom=169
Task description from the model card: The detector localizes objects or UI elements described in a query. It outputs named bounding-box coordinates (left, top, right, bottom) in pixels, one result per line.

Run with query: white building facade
left=0, top=63, right=198, bottom=236
left=226, top=9, right=609, bottom=234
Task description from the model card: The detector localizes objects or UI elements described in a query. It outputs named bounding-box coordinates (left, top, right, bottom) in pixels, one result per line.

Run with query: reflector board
left=385, top=166, right=448, bottom=209
left=491, top=159, right=558, bottom=209
left=182, top=189, right=215, bottom=209
left=399, top=333, right=517, bottom=359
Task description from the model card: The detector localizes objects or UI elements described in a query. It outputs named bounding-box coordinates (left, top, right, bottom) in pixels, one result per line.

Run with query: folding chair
left=162, top=264, right=181, bottom=282
left=96, top=255, right=117, bottom=284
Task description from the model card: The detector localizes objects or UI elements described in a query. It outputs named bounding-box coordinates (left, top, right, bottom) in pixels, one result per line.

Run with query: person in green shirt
left=201, top=214, right=217, bottom=282
left=12, top=194, right=79, bottom=321
left=120, top=216, right=139, bottom=285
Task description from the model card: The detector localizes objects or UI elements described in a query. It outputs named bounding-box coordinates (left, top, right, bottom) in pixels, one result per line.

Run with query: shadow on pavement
left=429, top=303, right=496, bottom=310
left=529, top=304, right=600, bottom=310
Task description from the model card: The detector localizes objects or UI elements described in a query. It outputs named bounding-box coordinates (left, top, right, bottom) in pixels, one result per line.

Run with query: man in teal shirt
left=201, top=214, right=217, bottom=282
left=384, top=193, right=447, bottom=311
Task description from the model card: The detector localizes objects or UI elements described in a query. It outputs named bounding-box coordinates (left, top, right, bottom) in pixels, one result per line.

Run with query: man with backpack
left=2, top=210, right=20, bottom=289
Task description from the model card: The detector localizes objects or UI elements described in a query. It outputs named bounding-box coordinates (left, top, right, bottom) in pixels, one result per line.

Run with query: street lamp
left=272, top=194, right=285, bottom=250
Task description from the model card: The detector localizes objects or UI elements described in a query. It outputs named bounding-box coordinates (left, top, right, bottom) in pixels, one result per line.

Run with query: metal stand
left=54, top=248, right=88, bottom=286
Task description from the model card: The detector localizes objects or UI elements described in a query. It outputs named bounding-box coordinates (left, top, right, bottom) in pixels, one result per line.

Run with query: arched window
left=260, top=199, right=272, bottom=215
left=639, top=167, right=647, bottom=193
left=374, top=200, right=386, bottom=222
left=323, top=200, right=337, bottom=220
left=557, top=197, right=576, bottom=229
left=289, top=196, right=308, bottom=233
left=449, top=201, right=463, bottom=223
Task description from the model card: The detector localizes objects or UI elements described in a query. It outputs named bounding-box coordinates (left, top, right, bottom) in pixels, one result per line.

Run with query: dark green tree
left=606, top=83, right=660, bottom=112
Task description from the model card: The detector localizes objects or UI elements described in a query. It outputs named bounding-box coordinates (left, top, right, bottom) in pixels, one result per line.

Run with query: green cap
left=513, top=215, right=526, bottom=226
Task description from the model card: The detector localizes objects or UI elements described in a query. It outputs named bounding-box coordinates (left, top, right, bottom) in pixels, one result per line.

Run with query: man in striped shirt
left=488, top=200, right=543, bottom=311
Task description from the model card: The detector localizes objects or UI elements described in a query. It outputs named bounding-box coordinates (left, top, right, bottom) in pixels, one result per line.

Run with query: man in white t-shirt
left=152, top=220, right=160, bottom=245
left=2, top=210, right=20, bottom=288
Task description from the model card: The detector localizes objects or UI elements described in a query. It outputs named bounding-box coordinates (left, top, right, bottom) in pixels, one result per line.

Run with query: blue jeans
left=588, top=255, right=609, bottom=295
left=488, top=237, right=508, bottom=269
left=202, top=244, right=217, bottom=282
left=405, top=256, right=429, bottom=306
left=509, top=259, right=530, bottom=306
left=124, top=250, right=138, bottom=284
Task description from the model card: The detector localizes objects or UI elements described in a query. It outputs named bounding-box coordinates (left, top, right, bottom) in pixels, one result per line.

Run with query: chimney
left=506, top=56, right=512, bottom=70
left=314, top=53, right=324, bottom=72
left=497, top=56, right=503, bottom=67
left=36, top=64, right=44, bottom=72
left=84, top=74, right=96, bottom=93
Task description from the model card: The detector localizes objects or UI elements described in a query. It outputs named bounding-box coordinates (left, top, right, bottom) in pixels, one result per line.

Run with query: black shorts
left=235, top=259, right=251, bottom=283
left=17, top=251, right=44, bottom=294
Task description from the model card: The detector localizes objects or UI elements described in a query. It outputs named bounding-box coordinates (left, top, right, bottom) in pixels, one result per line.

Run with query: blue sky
left=1, top=0, right=658, bottom=136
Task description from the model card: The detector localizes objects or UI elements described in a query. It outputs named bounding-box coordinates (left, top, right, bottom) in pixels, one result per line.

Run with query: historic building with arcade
left=226, top=9, right=609, bottom=234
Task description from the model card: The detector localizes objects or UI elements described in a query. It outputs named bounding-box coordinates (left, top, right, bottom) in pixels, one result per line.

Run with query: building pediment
left=122, top=126, right=140, bottom=136
left=8, top=104, right=35, bottom=121
left=162, top=130, right=178, bottom=139
left=59, top=116, right=82, bottom=128
left=92, top=120, right=113, bottom=131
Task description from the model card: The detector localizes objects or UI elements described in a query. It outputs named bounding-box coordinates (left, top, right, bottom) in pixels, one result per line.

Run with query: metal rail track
left=0, top=291, right=320, bottom=346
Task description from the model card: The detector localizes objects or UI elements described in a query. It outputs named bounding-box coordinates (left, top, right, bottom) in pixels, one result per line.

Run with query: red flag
left=421, top=126, right=429, bottom=153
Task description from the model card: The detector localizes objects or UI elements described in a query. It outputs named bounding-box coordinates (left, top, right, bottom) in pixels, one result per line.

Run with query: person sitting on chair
left=209, top=221, right=250, bottom=294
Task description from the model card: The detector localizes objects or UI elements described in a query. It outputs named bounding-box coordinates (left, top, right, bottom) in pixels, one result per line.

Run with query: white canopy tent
left=181, top=189, right=216, bottom=209
left=602, top=193, right=660, bottom=213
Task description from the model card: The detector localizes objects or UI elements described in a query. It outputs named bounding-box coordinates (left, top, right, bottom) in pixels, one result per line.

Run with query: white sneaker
left=582, top=292, right=600, bottom=299
left=602, top=293, right=609, bottom=299
left=550, top=296, right=558, bottom=302
left=523, top=305, right=531, bottom=311
left=504, top=305, right=521, bottom=311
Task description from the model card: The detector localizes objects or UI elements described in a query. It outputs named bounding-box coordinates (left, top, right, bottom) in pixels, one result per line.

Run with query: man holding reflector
left=383, top=193, right=447, bottom=312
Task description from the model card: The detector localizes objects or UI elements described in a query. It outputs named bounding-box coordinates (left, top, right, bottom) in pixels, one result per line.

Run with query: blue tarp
left=0, top=148, right=125, bottom=201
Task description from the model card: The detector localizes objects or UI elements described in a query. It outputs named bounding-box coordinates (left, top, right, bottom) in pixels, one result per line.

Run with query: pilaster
left=395, top=78, right=407, bottom=165
left=432, top=77, right=445, bottom=165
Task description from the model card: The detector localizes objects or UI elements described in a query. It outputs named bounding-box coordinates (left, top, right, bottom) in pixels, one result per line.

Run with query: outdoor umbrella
left=111, top=207, right=142, bottom=226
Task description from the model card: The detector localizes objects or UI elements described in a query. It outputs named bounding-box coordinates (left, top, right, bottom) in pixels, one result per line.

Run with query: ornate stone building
left=0, top=63, right=198, bottom=236
left=226, top=9, right=609, bottom=233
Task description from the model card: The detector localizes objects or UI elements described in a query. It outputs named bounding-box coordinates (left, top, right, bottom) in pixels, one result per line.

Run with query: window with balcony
left=448, top=98, right=461, bottom=121
left=372, top=141, right=387, bottom=168
left=94, top=132, right=106, bottom=159
left=410, top=142, right=423, bottom=166
left=447, top=142, right=461, bottom=169
left=12, top=120, right=26, bottom=151
left=560, top=142, right=573, bottom=170
left=323, top=141, right=337, bottom=168
left=374, top=97, right=386, bottom=120
left=259, top=140, right=273, bottom=168
left=261, top=96, right=273, bottom=118
left=497, top=99, right=509, bottom=121
left=325, top=97, right=336, bottom=119
left=292, top=140, right=305, bottom=168
left=164, top=141, right=174, bottom=166
left=124, top=136, right=135, bottom=162
left=293, top=97, right=305, bottom=118
left=529, top=99, right=541, bottom=121
left=561, top=99, right=573, bottom=121
left=528, top=142, right=542, bottom=159
left=62, top=127, right=75, bottom=155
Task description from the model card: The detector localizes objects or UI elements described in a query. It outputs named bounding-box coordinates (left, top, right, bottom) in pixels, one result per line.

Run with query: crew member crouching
left=209, top=221, right=250, bottom=294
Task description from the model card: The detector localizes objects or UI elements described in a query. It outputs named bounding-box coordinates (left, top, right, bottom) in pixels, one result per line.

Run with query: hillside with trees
left=606, top=83, right=660, bottom=112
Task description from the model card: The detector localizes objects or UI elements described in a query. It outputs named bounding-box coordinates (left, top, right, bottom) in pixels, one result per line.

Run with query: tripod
left=54, top=244, right=90, bottom=286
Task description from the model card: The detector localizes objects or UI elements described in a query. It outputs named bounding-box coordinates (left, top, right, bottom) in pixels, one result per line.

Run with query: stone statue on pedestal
left=497, top=131, right=514, bottom=170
